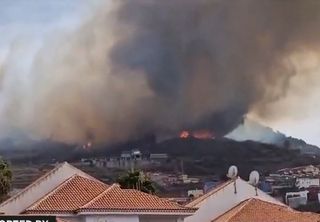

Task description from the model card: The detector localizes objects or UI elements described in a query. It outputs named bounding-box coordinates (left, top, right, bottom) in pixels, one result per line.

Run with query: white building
left=301, top=165, right=320, bottom=175
left=184, top=177, right=285, bottom=222
left=285, top=191, right=309, bottom=208
left=0, top=162, right=196, bottom=222
left=187, top=189, right=204, bottom=198
left=296, top=177, right=320, bottom=189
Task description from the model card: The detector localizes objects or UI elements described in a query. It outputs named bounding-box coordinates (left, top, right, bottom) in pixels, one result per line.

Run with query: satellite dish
left=227, top=165, right=238, bottom=179
left=249, top=170, right=260, bottom=186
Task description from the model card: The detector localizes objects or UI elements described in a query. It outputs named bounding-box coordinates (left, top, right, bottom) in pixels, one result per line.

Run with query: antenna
left=249, top=170, right=260, bottom=196
left=227, top=165, right=238, bottom=179
left=227, top=165, right=238, bottom=194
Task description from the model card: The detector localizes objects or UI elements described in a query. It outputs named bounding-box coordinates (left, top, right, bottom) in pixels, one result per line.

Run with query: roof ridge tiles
left=24, top=174, right=109, bottom=213
left=123, top=189, right=193, bottom=210
left=79, top=183, right=119, bottom=209
left=25, top=174, right=82, bottom=211
left=219, top=198, right=254, bottom=222
left=78, top=185, right=197, bottom=214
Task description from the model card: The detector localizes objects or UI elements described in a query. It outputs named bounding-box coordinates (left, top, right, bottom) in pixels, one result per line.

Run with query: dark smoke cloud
left=1, top=0, right=320, bottom=143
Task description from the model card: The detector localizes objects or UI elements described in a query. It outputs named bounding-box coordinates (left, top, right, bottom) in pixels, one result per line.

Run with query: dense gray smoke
left=1, top=0, right=320, bottom=143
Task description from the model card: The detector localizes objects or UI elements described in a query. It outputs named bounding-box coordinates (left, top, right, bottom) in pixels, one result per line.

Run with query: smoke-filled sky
left=1, top=0, right=320, bottom=145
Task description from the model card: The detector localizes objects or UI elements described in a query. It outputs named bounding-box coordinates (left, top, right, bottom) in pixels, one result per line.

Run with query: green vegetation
left=117, top=171, right=155, bottom=194
left=0, top=159, right=12, bottom=201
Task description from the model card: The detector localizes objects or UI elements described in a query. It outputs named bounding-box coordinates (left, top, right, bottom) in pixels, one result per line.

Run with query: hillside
left=140, top=137, right=320, bottom=178
left=227, top=119, right=320, bottom=155
left=0, top=135, right=319, bottom=179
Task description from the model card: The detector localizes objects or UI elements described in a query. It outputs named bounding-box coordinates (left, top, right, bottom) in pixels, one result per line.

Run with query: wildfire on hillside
left=180, top=131, right=190, bottom=138
left=179, top=130, right=215, bottom=140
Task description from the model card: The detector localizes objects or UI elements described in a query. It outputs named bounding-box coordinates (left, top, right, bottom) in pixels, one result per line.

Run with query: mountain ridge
left=226, top=119, right=320, bottom=155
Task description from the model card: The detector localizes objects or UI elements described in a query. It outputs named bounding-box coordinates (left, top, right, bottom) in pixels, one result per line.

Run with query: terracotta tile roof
left=25, top=174, right=108, bottom=214
left=24, top=174, right=195, bottom=215
left=79, top=184, right=196, bottom=214
left=185, top=179, right=233, bottom=207
left=213, top=198, right=320, bottom=222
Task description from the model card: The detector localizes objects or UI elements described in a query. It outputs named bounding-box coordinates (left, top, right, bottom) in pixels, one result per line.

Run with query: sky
left=0, top=0, right=100, bottom=71
left=1, top=0, right=320, bottom=146
left=253, top=53, right=320, bottom=146
left=0, top=0, right=102, bottom=49
left=0, top=0, right=105, bottom=140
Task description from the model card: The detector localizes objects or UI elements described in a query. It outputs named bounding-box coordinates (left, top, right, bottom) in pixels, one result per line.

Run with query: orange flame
left=193, top=130, right=215, bottom=139
left=180, top=131, right=190, bottom=138
left=179, top=130, right=215, bottom=139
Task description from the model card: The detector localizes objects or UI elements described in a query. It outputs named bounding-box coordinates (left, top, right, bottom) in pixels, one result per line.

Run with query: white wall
left=84, top=215, right=185, bottom=222
left=85, top=215, right=139, bottom=222
left=185, top=178, right=283, bottom=222
left=296, top=178, right=320, bottom=188
left=60, top=216, right=84, bottom=222
left=139, top=215, right=182, bottom=222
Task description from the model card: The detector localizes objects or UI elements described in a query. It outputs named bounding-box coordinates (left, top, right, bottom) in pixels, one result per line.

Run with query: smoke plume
left=1, top=0, right=320, bottom=143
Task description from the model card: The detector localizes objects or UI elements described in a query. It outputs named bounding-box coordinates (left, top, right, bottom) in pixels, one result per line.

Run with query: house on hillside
left=277, top=165, right=320, bottom=176
left=150, top=153, right=168, bottom=164
left=296, top=177, right=320, bottom=189
left=0, top=162, right=196, bottom=222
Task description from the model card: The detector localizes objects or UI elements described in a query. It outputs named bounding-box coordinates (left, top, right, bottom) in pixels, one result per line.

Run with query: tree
left=0, top=159, right=12, bottom=201
left=117, top=170, right=155, bottom=194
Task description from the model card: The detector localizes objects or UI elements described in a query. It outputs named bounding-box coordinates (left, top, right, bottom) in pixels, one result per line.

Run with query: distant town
left=78, top=150, right=320, bottom=210
left=8, top=146, right=320, bottom=214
